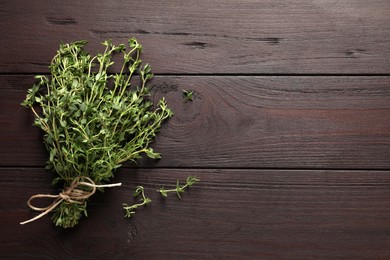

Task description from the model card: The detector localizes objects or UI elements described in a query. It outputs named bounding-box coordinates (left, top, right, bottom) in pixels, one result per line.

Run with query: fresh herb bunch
left=21, top=38, right=173, bottom=228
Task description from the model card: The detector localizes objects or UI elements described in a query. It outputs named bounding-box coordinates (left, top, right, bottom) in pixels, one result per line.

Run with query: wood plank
left=2, top=167, right=390, bottom=259
left=2, top=75, right=389, bottom=169
left=1, top=0, right=390, bottom=74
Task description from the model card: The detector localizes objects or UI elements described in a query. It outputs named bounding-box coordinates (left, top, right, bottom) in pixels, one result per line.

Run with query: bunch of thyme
left=21, top=38, right=173, bottom=228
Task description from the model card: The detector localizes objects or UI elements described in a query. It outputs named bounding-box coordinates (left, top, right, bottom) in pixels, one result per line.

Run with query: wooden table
left=1, top=1, right=389, bottom=259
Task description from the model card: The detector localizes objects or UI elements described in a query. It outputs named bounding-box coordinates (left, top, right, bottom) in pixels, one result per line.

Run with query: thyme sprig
left=123, top=177, right=200, bottom=218
left=21, top=38, right=172, bottom=228
left=158, top=176, right=199, bottom=199
left=123, top=186, right=151, bottom=218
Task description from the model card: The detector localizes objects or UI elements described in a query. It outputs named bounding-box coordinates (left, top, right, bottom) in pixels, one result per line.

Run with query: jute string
left=20, top=176, right=121, bottom=225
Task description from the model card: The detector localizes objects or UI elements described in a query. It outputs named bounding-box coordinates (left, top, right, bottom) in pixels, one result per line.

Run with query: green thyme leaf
left=182, top=89, right=194, bottom=102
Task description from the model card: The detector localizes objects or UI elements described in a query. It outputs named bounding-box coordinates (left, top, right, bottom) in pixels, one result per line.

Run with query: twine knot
left=20, top=177, right=121, bottom=225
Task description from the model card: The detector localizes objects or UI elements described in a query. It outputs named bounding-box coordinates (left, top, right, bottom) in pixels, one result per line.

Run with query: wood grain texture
left=2, top=168, right=390, bottom=259
left=1, top=0, right=390, bottom=74
left=1, top=0, right=390, bottom=258
left=2, top=75, right=389, bottom=169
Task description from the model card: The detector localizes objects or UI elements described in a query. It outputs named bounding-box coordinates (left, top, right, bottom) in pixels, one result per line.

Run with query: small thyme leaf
left=157, top=176, right=199, bottom=199
left=182, top=89, right=194, bottom=102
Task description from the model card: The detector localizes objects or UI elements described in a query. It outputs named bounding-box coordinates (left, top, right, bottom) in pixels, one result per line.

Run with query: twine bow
left=20, top=177, right=121, bottom=225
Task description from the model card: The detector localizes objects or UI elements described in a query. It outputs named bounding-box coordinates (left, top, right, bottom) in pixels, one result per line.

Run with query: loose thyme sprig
left=123, top=186, right=152, bottom=218
left=158, top=176, right=199, bottom=199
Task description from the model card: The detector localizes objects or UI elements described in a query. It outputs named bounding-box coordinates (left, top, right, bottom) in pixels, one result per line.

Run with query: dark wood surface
left=1, top=0, right=389, bottom=259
